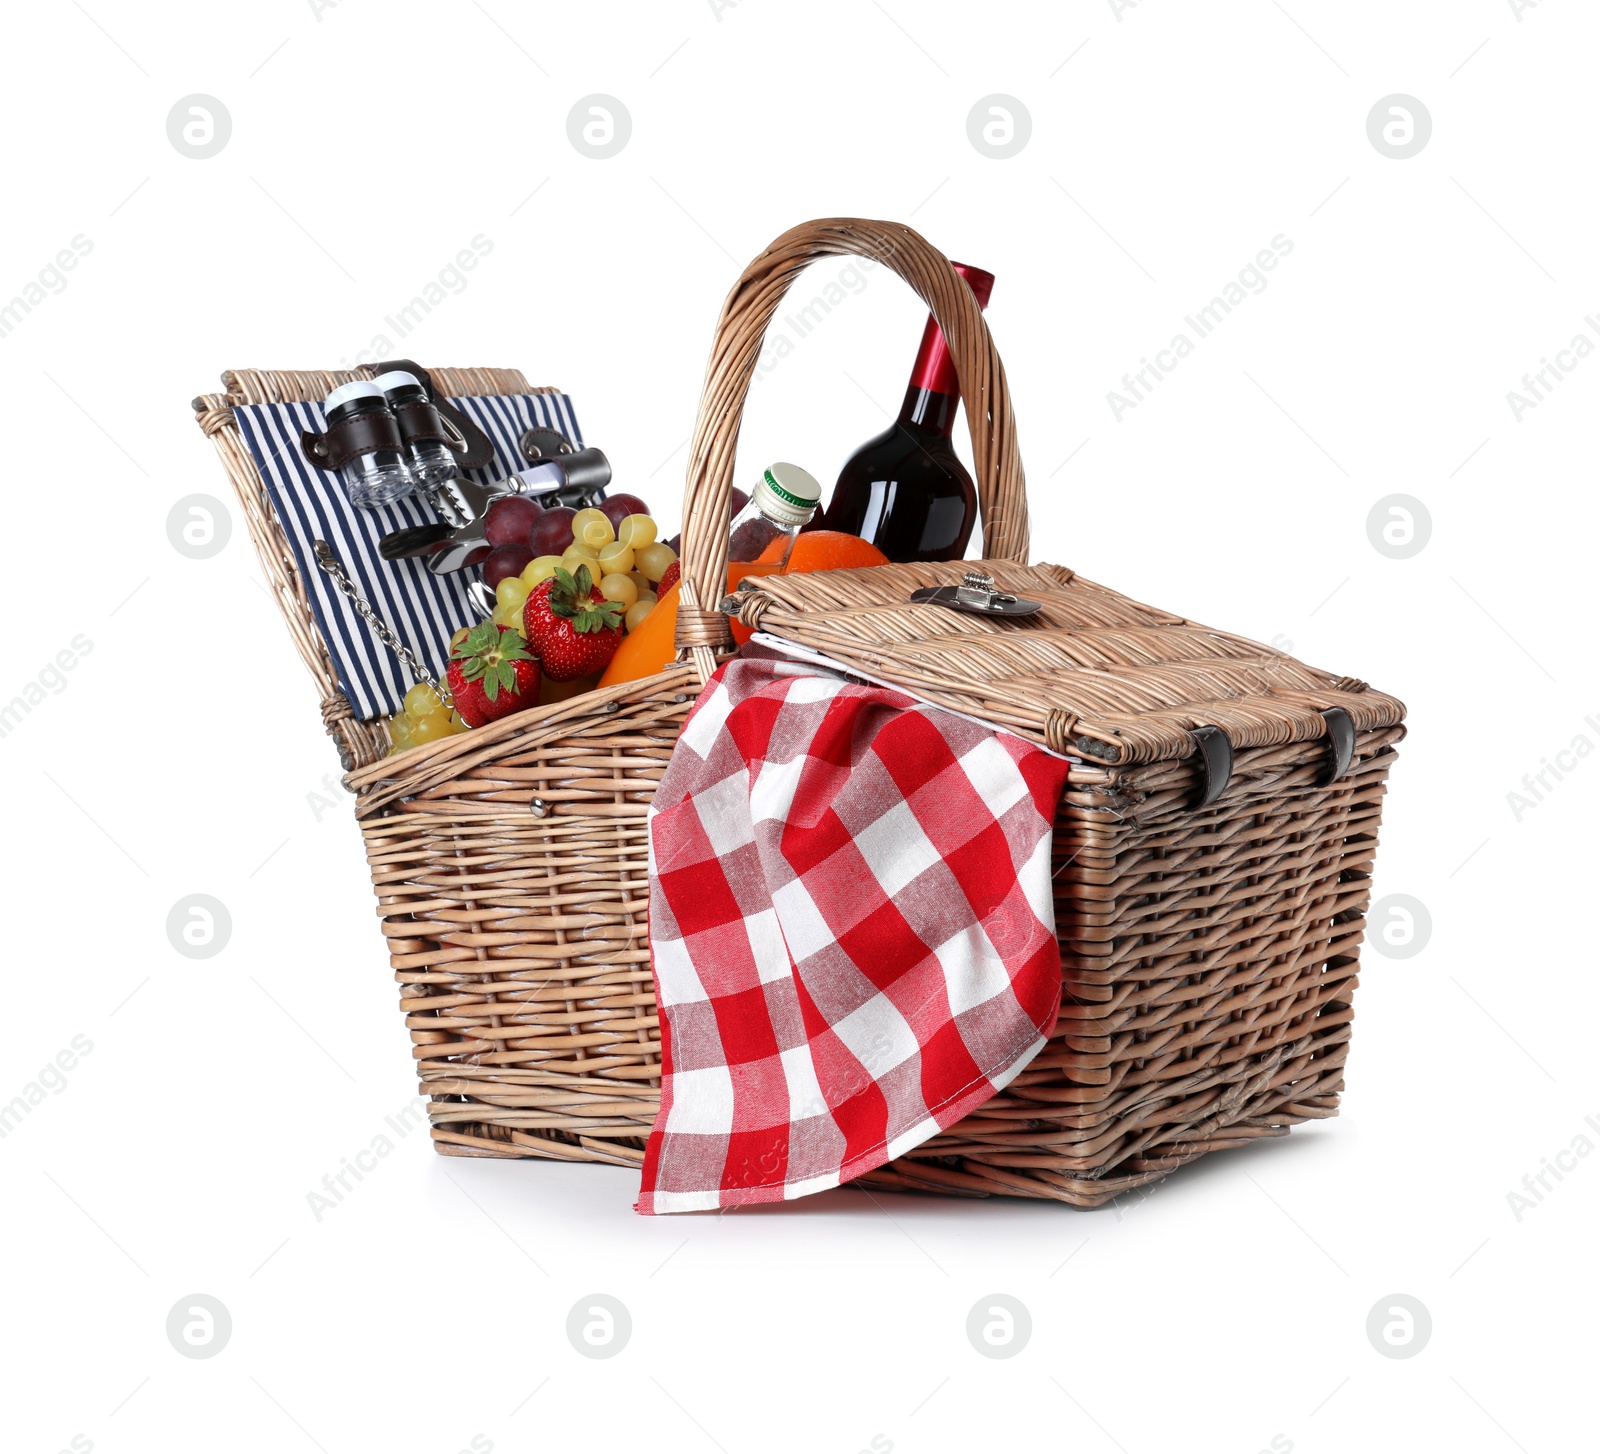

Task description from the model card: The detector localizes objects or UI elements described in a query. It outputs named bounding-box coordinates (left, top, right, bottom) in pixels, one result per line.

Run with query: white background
left=1, top=2, right=1595, bottom=1451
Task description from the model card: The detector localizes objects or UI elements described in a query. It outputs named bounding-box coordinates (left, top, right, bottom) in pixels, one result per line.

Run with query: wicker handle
left=673, top=217, right=1028, bottom=680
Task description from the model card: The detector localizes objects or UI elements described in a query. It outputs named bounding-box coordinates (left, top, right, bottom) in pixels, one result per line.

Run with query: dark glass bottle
left=816, top=262, right=994, bottom=562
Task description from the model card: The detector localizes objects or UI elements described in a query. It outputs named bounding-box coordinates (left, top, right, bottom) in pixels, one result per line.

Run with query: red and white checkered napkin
left=636, top=651, right=1071, bottom=1214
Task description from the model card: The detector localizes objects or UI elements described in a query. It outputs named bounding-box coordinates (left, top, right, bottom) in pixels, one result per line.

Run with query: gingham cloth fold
left=636, top=651, right=1071, bottom=1214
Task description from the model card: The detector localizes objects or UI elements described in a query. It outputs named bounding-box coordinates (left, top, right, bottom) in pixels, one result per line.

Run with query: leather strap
left=368, top=358, right=495, bottom=469
left=519, top=426, right=575, bottom=461
left=301, top=409, right=404, bottom=473
left=1319, top=706, right=1356, bottom=785
left=1189, top=725, right=1234, bottom=810
left=392, top=397, right=451, bottom=447
left=518, top=425, right=576, bottom=460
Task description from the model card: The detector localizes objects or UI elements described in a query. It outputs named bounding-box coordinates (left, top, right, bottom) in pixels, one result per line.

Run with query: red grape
left=485, top=495, right=542, bottom=548
left=599, top=493, right=651, bottom=531
left=483, top=544, right=532, bottom=587
left=528, top=505, right=577, bottom=557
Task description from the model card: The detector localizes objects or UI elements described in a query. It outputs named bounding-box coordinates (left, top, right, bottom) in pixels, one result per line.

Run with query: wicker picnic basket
left=193, top=217, right=1404, bottom=1208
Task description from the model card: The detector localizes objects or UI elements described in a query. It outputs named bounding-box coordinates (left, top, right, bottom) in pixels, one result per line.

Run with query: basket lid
left=724, top=559, right=1404, bottom=765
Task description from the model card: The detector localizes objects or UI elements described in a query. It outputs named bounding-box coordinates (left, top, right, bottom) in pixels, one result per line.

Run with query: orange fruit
left=759, top=529, right=890, bottom=573
left=596, top=532, right=892, bottom=686
left=728, top=531, right=889, bottom=641
left=599, top=582, right=682, bottom=687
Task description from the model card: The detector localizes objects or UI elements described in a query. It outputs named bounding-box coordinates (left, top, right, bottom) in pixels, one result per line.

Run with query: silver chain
left=313, top=540, right=445, bottom=698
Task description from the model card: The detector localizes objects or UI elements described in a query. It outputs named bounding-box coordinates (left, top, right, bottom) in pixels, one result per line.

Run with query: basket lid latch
left=1319, top=706, right=1356, bottom=785
left=1189, top=725, right=1233, bottom=809
left=1190, top=709, right=1353, bottom=808
left=909, top=571, right=1042, bottom=618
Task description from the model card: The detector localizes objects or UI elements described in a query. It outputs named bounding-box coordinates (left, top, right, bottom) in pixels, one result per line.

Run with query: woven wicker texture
left=861, top=724, right=1399, bottom=1203
left=351, top=667, right=699, bottom=1165
left=724, top=558, right=1403, bottom=762
left=192, top=217, right=1404, bottom=1207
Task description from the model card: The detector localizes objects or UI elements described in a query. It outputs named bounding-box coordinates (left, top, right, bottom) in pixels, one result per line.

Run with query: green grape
left=635, top=542, right=677, bottom=583
left=571, top=508, right=613, bottom=549
left=404, top=682, right=447, bottom=718
left=599, top=572, right=638, bottom=608
left=597, top=541, right=634, bottom=577
left=521, top=555, right=563, bottom=588
left=618, top=514, right=657, bottom=549
left=410, top=710, right=454, bottom=744
left=496, top=576, right=530, bottom=611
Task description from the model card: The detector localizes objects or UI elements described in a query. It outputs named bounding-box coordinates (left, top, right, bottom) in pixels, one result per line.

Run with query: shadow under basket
left=194, top=218, right=1403, bottom=1209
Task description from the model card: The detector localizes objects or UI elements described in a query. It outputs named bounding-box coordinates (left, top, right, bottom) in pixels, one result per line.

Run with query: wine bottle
left=816, top=262, right=994, bottom=562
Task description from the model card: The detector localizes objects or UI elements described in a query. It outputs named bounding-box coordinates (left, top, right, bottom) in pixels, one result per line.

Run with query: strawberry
left=656, top=559, right=680, bottom=597
left=446, top=620, right=540, bottom=727
left=523, top=564, right=624, bottom=681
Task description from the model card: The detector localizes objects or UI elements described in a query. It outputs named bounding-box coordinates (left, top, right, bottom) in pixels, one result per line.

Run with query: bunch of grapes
left=480, top=495, right=677, bottom=638
left=389, top=493, right=686, bottom=757
left=386, top=682, right=470, bottom=755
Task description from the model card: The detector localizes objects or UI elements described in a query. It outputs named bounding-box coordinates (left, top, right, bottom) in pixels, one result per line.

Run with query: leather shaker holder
left=301, top=408, right=404, bottom=473
left=391, top=397, right=451, bottom=448
left=374, top=358, right=496, bottom=471
left=298, top=358, right=497, bottom=474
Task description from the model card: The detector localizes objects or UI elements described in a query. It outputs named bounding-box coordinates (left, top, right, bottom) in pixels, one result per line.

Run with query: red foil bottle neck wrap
left=907, top=262, right=995, bottom=395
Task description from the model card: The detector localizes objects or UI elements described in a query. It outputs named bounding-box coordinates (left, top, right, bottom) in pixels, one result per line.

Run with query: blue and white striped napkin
left=234, top=391, right=583, bottom=722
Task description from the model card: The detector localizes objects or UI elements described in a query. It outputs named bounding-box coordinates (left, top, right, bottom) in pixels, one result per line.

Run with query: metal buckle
left=909, top=570, right=1043, bottom=618
left=955, top=571, right=1018, bottom=608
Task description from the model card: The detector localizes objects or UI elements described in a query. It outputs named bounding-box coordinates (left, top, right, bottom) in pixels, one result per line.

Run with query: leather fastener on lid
left=1189, top=725, right=1233, bottom=809
left=519, top=426, right=574, bottom=462
left=1319, top=706, right=1356, bottom=785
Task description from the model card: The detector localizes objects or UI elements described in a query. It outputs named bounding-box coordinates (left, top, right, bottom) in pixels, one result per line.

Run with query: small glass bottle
left=322, top=381, right=415, bottom=508
left=374, top=370, right=459, bottom=490
left=728, top=462, right=821, bottom=574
